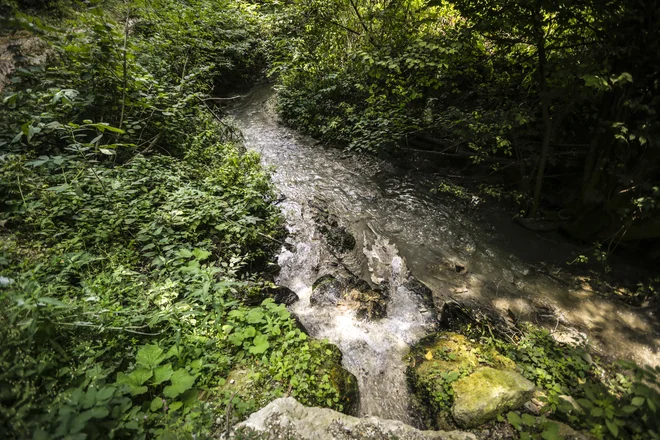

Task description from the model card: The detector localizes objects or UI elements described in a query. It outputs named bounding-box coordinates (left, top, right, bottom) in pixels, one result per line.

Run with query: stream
left=233, top=84, right=660, bottom=424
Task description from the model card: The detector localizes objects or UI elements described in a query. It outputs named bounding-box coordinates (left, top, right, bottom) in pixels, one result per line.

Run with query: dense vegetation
left=2, top=0, right=659, bottom=439
left=271, top=0, right=660, bottom=257
left=0, top=1, right=354, bottom=438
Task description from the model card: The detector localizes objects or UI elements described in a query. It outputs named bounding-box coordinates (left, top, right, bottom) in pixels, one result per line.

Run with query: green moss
left=451, top=367, right=535, bottom=428
left=407, top=332, right=518, bottom=428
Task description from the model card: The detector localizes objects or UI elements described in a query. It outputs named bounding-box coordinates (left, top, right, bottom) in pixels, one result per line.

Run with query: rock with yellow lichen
left=408, top=332, right=534, bottom=429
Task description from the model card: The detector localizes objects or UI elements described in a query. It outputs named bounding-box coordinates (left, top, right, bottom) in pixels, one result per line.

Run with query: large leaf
left=163, top=369, right=196, bottom=399
left=246, top=309, right=264, bottom=324
left=116, top=369, right=152, bottom=396
left=249, top=334, right=270, bottom=355
left=153, top=364, right=174, bottom=385
left=136, top=345, right=165, bottom=370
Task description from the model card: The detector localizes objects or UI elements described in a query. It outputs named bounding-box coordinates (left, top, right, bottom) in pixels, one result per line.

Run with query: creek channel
left=232, top=84, right=660, bottom=425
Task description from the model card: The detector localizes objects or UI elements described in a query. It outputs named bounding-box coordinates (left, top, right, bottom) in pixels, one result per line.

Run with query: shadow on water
left=232, top=83, right=660, bottom=423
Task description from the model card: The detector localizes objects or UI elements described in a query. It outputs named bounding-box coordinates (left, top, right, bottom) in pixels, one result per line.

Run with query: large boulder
left=232, top=397, right=477, bottom=440
left=451, top=367, right=535, bottom=428
left=407, top=332, right=521, bottom=429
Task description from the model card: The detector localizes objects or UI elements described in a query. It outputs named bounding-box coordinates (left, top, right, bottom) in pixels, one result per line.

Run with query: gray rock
left=451, top=367, right=536, bottom=428
left=269, top=285, right=299, bottom=306
left=233, top=397, right=477, bottom=440
left=310, top=275, right=344, bottom=306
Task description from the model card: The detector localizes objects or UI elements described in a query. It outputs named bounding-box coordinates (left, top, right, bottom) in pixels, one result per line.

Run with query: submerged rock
left=310, top=274, right=344, bottom=306
left=309, top=200, right=356, bottom=253
left=233, top=397, right=477, bottom=440
left=310, top=274, right=389, bottom=320
left=451, top=367, right=535, bottom=428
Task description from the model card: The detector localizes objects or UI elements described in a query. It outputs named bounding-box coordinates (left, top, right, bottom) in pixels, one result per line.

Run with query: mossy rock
left=311, top=342, right=360, bottom=415
left=219, top=341, right=358, bottom=417
left=407, top=332, right=518, bottom=429
left=452, top=367, right=535, bottom=428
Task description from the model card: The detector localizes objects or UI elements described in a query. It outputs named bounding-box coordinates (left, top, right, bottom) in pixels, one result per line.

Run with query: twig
left=53, top=321, right=163, bottom=336
left=225, top=391, right=237, bottom=438
left=181, top=51, right=189, bottom=81
left=196, top=96, right=231, bottom=127
left=125, top=133, right=161, bottom=165
left=17, top=176, right=27, bottom=209
left=201, top=96, right=244, bottom=102
left=118, top=7, right=131, bottom=131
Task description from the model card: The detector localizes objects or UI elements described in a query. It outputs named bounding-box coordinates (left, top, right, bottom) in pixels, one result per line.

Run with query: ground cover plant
left=0, top=1, right=355, bottom=438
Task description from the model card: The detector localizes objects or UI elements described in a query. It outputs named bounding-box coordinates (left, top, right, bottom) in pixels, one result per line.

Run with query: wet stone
left=310, top=275, right=344, bottom=306
left=310, top=275, right=389, bottom=320
left=403, top=276, right=435, bottom=312
left=267, top=285, right=299, bottom=306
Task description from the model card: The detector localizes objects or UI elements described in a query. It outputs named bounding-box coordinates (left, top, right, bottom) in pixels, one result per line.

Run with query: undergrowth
left=0, top=1, right=354, bottom=438
left=484, top=324, right=660, bottom=439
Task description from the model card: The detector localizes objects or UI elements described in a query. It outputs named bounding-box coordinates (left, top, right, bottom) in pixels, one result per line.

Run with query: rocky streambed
left=231, top=84, right=659, bottom=436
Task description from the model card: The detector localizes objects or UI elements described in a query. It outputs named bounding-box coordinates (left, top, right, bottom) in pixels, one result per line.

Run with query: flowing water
left=233, top=84, right=660, bottom=424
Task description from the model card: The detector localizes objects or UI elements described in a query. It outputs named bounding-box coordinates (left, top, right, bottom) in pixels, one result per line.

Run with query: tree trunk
left=529, top=34, right=552, bottom=218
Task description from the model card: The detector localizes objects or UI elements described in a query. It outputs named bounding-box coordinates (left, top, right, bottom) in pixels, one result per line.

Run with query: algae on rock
left=451, top=367, right=535, bottom=428
left=407, top=332, right=531, bottom=429
left=220, top=341, right=359, bottom=418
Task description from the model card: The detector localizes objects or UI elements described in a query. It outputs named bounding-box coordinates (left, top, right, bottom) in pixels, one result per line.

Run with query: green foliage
left=494, top=325, right=593, bottom=399
left=271, top=0, right=660, bottom=249
left=415, top=368, right=468, bottom=412
left=505, top=411, right=561, bottom=440
left=486, top=324, right=660, bottom=439
left=568, top=361, right=660, bottom=439
left=0, top=1, right=353, bottom=439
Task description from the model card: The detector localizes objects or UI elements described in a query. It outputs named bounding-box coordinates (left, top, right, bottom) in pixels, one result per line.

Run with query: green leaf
left=163, top=369, right=196, bottom=399
left=136, top=344, right=165, bottom=369
left=631, top=396, right=645, bottom=407
left=522, top=413, right=536, bottom=427
left=177, top=249, right=193, bottom=258
left=605, top=418, right=619, bottom=437
left=86, top=122, right=125, bottom=134
left=153, top=364, right=174, bottom=385
left=591, top=407, right=604, bottom=417
left=246, top=309, right=265, bottom=324
left=249, top=334, right=270, bottom=355
left=577, top=398, right=593, bottom=409
left=89, top=407, right=109, bottom=419
left=81, top=387, right=97, bottom=409
left=169, top=401, right=183, bottom=411
left=150, top=397, right=164, bottom=412
left=116, top=369, right=152, bottom=396
left=243, top=326, right=256, bottom=338
left=192, top=248, right=212, bottom=261
left=507, top=411, right=522, bottom=429
left=541, top=422, right=560, bottom=440
left=228, top=332, right=245, bottom=346
left=96, top=386, right=115, bottom=403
